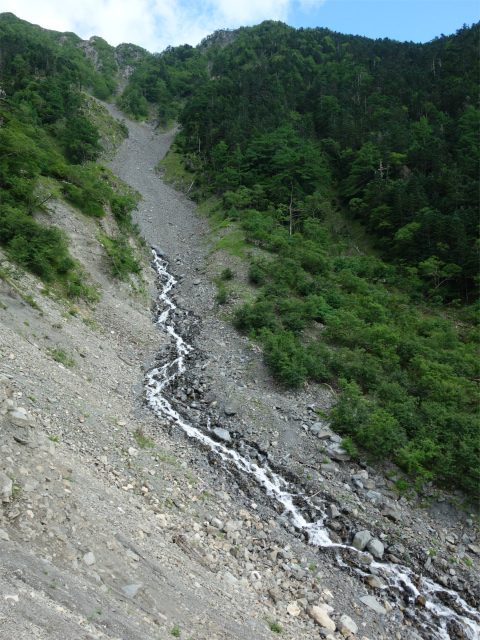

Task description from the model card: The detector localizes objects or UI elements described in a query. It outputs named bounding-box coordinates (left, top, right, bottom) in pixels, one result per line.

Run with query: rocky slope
left=0, top=105, right=478, bottom=640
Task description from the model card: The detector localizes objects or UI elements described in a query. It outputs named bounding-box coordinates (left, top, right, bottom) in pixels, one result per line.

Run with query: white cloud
left=211, top=0, right=290, bottom=25
left=0, top=0, right=327, bottom=51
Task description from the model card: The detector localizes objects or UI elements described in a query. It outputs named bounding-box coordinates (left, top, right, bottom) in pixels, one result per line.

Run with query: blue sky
left=289, top=1, right=480, bottom=43
left=1, top=0, right=478, bottom=51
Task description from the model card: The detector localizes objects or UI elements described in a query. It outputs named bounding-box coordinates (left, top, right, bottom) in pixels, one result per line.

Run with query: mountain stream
left=145, top=249, right=480, bottom=640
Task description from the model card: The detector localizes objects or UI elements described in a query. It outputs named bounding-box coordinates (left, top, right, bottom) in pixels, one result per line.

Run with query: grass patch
left=214, top=281, right=229, bottom=305
left=158, top=149, right=194, bottom=192
left=198, top=196, right=222, bottom=219
left=82, top=315, right=99, bottom=330
left=133, top=427, right=155, bottom=449
left=214, top=268, right=235, bottom=305
left=48, top=347, right=75, bottom=367
left=212, top=228, right=247, bottom=258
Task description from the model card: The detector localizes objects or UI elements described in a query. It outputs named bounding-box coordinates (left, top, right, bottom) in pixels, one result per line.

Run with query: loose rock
left=121, top=583, right=142, bottom=598
left=8, top=407, right=34, bottom=428
left=360, top=596, right=387, bottom=615
left=83, top=551, right=96, bottom=566
left=339, top=614, right=358, bottom=636
left=366, top=538, right=385, bottom=560
left=352, top=530, right=372, bottom=551
left=308, top=605, right=336, bottom=631
left=0, top=472, right=13, bottom=502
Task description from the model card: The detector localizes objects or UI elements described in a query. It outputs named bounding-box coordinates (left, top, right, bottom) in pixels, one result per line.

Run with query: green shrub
left=98, top=233, right=141, bottom=279
left=0, top=206, right=73, bottom=281
left=62, top=183, right=104, bottom=217
left=261, top=329, right=307, bottom=387
left=249, top=259, right=270, bottom=285
left=357, top=408, right=407, bottom=457
left=215, top=282, right=228, bottom=304
left=234, top=300, right=279, bottom=332
left=220, top=267, right=234, bottom=281
left=110, top=193, right=138, bottom=228
left=48, top=347, right=75, bottom=367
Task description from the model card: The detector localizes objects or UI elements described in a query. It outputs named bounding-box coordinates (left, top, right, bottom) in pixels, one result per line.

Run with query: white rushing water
left=145, top=250, right=480, bottom=640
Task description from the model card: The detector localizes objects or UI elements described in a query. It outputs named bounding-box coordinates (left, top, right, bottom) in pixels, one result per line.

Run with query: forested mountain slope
left=120, top=21, right=480, bottom=497
left=0, top=12, right=146, bottom=295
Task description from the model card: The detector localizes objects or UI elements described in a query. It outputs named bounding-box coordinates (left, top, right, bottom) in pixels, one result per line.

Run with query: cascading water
left=145, top=249, right=479, bottom=640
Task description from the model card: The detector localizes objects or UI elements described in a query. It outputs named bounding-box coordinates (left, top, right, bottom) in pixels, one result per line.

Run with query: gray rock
left=382, top=507, right=402, bottom=522
left=121, top=583, right=142, bottom=598
left=223, top=404, right=237, bottom=416
left=221, top=571, right=238, bottom=587
left=151, top=245, right=165, bottom=257
left=321, top=463, right=338, bottom=473
left=352, top=477, right=364, bottom=490
left=193, top=279, right=201, bottom=286
left=83, top=551, right=96, bottom=566
left=366, top=538, right=385, bottom=560
left=0, top=528, right=10, bottom=541
left=287, top=601, right=301, bottom=617
left=327, top=443, right=350, bottom=462
left=365, top=490, right=384, bottom=505
left=310, top=422, right=332, bottom=439
left=327, top=504, right=341, bottom=519
left=352, top=530, right=372, bottom=551
left=358, top=552, right=374, bottom=565
left=224, top=520, right=241, bottom=533
left=329, top=434, right=342, bottom=444
left=210, top=517, right=223, bottom=530
left=339, top=614, right=358, bottom=635
left=13, top=427, right=30, bottom=445
left=22, top=478, right=39, bottom=492
left=0, top=472, right=13, bottom=502
left=213, top=427, right=231, bottom=442
left=366, top=575, right=385, bottom=588
left=9, top=407, right=34, bottom=428
left=359, top=595, right=387, bottom=614
left=268, top=587, right=282, bottom=604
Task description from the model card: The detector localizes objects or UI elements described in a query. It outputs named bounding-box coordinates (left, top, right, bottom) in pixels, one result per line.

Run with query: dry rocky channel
left=0, top=104, right=478, bottom=640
